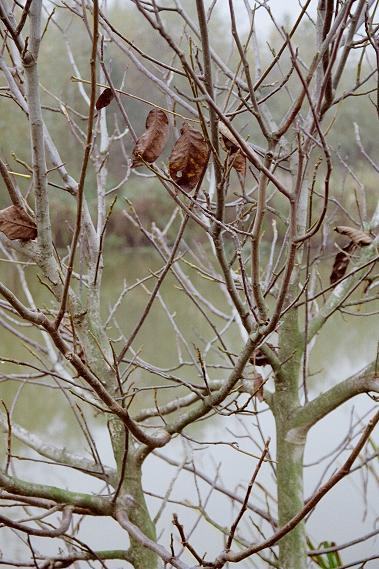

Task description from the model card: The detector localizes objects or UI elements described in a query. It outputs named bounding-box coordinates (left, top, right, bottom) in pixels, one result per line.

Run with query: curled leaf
left=330, top=241, right=356, bottom=284
left=249, top=343, right=276, bottom=367
left=218, top=121, right=240, bottom=149
left=253, top=374, right=264, bottom=402
left=169, top=122, right=209, bottom=191
left=363, top=278, right=373, bottom=295
left=132, top=109, right=169, bottom=167
left=219, top=122, right=246, bottom=177
left=330, top=226, right=374, bottom=284
left=231, top=150, right=246, bottom=177
left=0, top=205, right=37, bottom=240
left=95, top=88, right=114, bottom=110
left=250, top=349, right=270, bottom=367
left=334, top=226, right=373, bottom=246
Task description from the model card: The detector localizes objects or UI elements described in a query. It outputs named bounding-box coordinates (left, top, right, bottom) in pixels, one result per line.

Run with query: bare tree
left=0, top=1, right=378, bottom=568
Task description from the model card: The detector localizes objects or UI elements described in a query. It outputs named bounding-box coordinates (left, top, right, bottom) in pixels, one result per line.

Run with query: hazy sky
left=219, top=0, right=317, bottom=36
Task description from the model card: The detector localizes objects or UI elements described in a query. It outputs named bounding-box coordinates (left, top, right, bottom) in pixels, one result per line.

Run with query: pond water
left=0, top=250, right=377, bottom=567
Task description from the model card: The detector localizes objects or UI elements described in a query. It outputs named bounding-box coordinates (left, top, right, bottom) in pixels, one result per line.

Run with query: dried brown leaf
left=218, top=121, right=240, bottom=149
left=95, top=88, right=114, bottom=110
left=250, top=349, right=270, bottom=367
left=334, top=226, right=373, bottom=246
left=219, top=123, right=246, bottom=177
left=330, top=241, right=356, bottom=284
left=131, top=109, right=169, bottom=167
left=249, top=343, right=277, bottom=367
left=362, top=278, right=373, bottom=295
left=0, top=205, right=37, bottom=240
left=169, top=122, right=209, bottom=191
left=231, top=150, right=246, bottom=177
left=253, top=374, right=264, bottom=402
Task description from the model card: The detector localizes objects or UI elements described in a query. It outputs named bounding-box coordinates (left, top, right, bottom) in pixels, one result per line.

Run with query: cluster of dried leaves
left=96, top=88, right=247, bottom=190
left=131, top=109, right=209, bottom=192
left=1, top=92, right=375, bottom=260
left=330, top=226, right=373, bottom=284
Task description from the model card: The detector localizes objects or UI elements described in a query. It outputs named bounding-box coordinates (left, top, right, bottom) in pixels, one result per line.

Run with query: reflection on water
left=0, top=251, right=377, bottom=566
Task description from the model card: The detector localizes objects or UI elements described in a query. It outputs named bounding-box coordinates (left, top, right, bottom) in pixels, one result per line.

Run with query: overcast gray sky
left=219, top=0, right=317, bottom=36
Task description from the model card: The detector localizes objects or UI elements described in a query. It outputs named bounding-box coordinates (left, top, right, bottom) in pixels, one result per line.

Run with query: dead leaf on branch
left=168, top=122, right=209, bottom=191
left=230, top=150, right=246, bottom=177
left=218, top=121, right=240, bottom=149
left=219, top=121, right=246, bottom=177
left=0, top=205, right=37, bottom=240
left=253, top=374, right=265, bottom=403
left=330, top=242, right=356, bottom=284
left=241, top=373, right=265, bottom=402
left=95, top=88, right=114, bottom=110
left=131, top=109, right=169, bottom=167
left=330, top=226, right=374, bottom=284
left=334, top=226, right=373, bottom=246
left=362, top=278, right=374, bottom=295
left=249, top=343, right=277, bottom=367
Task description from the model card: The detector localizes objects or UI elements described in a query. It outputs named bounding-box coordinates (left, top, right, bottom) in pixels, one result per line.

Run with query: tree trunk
left=275, top=411, right=307, bottom=569
left=109, top=418, right=158, bottom=569
left=274, top=306, right=307, bottom=569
